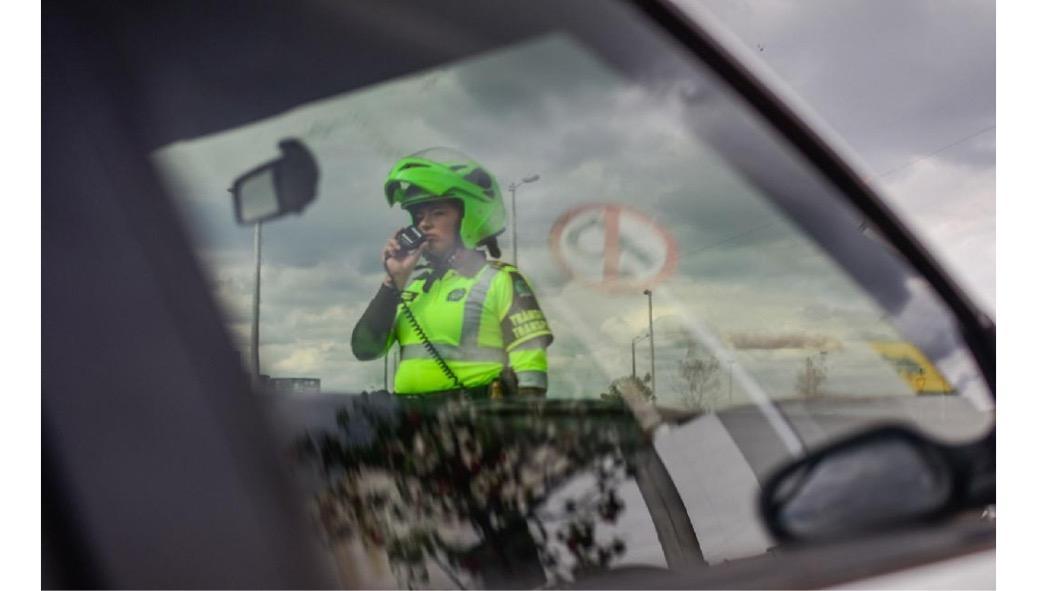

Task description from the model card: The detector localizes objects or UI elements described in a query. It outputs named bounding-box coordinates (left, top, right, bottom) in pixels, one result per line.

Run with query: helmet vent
left=403, top=184, right=428, bottom=198
left=464, top=168, right=493, bottom=189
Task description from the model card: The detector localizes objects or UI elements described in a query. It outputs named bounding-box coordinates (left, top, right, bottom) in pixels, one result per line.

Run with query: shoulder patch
left=512, top=275, right=533, bottom=298
left=500, top=269, right=553, bottom=350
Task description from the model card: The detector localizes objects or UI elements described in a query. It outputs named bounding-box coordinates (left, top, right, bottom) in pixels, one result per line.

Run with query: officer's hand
left=382, top=233, right=424, bottom=290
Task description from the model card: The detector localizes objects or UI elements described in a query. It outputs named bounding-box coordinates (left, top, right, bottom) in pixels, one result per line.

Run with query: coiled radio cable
left=385, top=257, right=467, bottom=392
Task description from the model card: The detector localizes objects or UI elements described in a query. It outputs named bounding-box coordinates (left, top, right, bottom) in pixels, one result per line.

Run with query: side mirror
left=230, top=139, right=319, bottom=225
left=759, top=424, right=994, bottom=543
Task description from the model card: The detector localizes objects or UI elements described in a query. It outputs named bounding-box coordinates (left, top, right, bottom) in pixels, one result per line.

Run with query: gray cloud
left=686, top=0, right=994, bottom=170
left=154, top=29, right=990, bottom=404
left=683, top=0, right=995, bottom=311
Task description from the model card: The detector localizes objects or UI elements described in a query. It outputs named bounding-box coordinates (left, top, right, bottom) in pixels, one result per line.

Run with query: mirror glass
left=774, top=436, right=951, bottom=539
left=235, top=166, right=281, bottom=224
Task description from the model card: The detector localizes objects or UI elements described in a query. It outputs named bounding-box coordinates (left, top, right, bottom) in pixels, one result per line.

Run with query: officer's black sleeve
left=351, top=283, right=400, bottom=361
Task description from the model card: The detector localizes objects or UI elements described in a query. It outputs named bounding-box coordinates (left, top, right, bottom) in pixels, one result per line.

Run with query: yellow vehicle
left=870, top=341, right=954, bottom=394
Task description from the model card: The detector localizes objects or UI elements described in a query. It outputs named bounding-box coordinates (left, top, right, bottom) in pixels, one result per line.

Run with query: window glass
left=154, top=33, right=988, bottom=414
left=151, top=10, right=991, bottom=587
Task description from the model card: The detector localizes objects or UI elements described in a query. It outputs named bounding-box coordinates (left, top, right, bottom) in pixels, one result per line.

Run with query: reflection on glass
left=779, top=438, right=950, bottom=538
left=155, top=35, right=989, bottom=420
left=295, top=396, right=646, bottom=588
left=150, top=11, right=994, bottom=588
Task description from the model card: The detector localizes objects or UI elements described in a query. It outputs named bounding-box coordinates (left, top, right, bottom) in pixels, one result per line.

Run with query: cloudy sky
left=681, top=0, right=995, bottom=313
left=151, top=3, right=992, bottom=410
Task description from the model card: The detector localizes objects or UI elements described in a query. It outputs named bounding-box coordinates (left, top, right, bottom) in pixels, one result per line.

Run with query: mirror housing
left=760, top=424, right=994, bottom=543
left=230, top=139, right=319, bottom=225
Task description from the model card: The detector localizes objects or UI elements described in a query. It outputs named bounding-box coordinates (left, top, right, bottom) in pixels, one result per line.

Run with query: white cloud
left=687, top=0, right=995, bottom=316
left=878, top=159, right=996, bottom=313
left=151, top=32, right=990, bottom=418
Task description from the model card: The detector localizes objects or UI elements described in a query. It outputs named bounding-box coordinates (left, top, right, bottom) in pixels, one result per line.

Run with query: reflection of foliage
left=533, top=456, right=629, bottom=582
left=674, top=350, right=723, bottom=411
left=295, top=396, right=646, bottom=588
left=795, top=353, right=828, bottom=398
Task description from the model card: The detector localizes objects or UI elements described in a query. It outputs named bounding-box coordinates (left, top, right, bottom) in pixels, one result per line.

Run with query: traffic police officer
left=351, top=148, right=553, bottom=397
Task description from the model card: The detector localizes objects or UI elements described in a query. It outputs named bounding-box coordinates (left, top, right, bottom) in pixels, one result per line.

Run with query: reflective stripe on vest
left=516, top=371, right=548, bottom=389
left=459, top=264, right=498, bottom=349
left=400, top=343, right=506, bottom=363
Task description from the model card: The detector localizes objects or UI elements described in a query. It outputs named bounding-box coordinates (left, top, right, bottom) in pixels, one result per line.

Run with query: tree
left=795, top=352, right=828, bottom=398
left=674, top=343, right=723, bottom=411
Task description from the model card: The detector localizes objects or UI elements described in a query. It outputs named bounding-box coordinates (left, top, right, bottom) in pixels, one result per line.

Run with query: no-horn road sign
left=549, top=203, right=678, bottom=292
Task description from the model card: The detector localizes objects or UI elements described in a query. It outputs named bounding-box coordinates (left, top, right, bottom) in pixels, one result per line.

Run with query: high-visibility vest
left=388, top=261, right=553, bottom=395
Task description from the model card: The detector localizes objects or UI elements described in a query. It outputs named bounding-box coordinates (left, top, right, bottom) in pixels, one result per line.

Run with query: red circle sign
left=549, top=203, right=678, bottom=292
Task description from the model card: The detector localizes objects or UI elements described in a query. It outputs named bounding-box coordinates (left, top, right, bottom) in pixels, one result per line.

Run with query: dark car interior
left=43, top=0, right=994, bottom=588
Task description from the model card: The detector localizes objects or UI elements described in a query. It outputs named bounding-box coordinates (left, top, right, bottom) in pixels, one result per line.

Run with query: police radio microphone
left=393, top=225, right=426, bottom=258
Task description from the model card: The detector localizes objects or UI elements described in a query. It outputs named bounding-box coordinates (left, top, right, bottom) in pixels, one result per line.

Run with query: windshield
left=148, top=1, right=992, bottom=586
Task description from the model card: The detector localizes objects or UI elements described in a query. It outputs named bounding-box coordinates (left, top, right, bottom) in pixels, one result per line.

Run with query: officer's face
left=411, top=199, right=462, bottom=258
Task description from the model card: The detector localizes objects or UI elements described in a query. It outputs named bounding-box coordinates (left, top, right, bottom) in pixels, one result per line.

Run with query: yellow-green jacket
left=352, top=258, right=553, bottom=395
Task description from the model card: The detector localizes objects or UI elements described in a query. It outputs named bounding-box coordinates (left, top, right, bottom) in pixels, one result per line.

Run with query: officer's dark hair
left=406, top=198, right=463, bottom=225
left=480, top=236, right=501, bottom=259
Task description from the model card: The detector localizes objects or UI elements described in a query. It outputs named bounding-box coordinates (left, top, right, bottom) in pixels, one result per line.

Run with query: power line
left=679, top=220, right=781, bottom=258
left=678, top=125, right=995, bottom=259
left=869, top=124, right=995, bottom=180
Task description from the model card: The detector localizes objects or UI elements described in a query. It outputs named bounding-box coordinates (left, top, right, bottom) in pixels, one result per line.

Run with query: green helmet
left=384, top=147, right=506, bottom=249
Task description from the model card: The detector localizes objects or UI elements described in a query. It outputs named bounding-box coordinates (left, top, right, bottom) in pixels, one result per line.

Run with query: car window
left=147, top=2, right=992, bottom=587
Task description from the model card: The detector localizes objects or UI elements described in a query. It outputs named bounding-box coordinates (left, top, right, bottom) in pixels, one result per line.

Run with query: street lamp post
left=508, top=174, right=540, bottom=266
left=726, top=358, right=735, bottom=404
left=643, top=289, right=655, bottom=397
left=632, top=332, right=650, bottom=379
left=250, top=222, right=263, bottom=377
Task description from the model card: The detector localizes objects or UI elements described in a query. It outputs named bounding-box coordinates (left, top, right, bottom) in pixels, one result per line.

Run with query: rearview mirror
left=230, top=139, right=319, bottom=225
left=759, top=425, right=994, bottom=542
